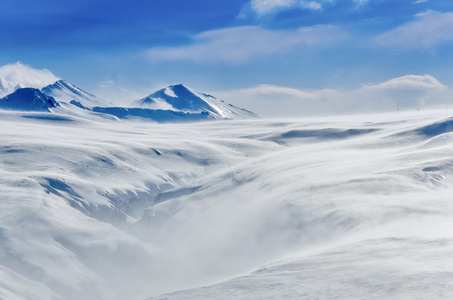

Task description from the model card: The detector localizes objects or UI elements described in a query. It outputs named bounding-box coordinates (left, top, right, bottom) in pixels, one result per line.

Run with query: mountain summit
left=41, top=80, right=109, bottom=107
left=138, top=84, right=258, bottom=119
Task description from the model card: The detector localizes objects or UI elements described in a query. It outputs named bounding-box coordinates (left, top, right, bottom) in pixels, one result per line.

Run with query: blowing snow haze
left=2, top=98, right=453, bottom=299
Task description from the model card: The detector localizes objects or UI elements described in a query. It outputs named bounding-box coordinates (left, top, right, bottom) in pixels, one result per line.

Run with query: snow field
left=1, top=110, right=453, bottom=299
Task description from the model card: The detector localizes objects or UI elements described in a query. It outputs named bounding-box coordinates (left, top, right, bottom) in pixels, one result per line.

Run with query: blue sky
left=1, top=0, right=453, bottom=116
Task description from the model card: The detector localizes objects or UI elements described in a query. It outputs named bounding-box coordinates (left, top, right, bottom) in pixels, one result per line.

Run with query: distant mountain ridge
left=0, top=79, right=258, bottom=122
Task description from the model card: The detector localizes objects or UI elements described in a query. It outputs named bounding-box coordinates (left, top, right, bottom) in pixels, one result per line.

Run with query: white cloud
left=376, top=10, right=453, bottom=49
left=0, top=62, right=60, bottom=97
left=216, top=84, right=337, bottom=117
left=241, top=0, right=367, bottom=17
left=239, top=84, right=317, bottom=98
left=216, top=75, right=452, bottom=117
left=147, top=25, right=348, bottom=63
left=363, top=74, right=447, bottom=90
left=249, top=0, right=298, bottom=16
left=246, top=0, right=326, bottom=16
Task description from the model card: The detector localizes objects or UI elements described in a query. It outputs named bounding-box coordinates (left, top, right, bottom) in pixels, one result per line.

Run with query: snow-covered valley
left=1, top=110, right=453, bottom=299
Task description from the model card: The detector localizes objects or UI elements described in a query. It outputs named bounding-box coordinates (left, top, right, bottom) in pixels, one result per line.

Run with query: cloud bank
left=217, top=75, right=452, bottom=117
left=0, top=62, right=60, bottom=97
left=147, top=25, right=348, bottom=63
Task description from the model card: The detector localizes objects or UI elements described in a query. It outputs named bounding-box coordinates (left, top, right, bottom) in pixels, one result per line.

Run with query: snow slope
left=1, top=110, right=453, bottom=299
left=0, top=88, right=59, bottom=112
left=137, top=84, right=258, bottom=119
left=41, top=80, right=110, bottom=107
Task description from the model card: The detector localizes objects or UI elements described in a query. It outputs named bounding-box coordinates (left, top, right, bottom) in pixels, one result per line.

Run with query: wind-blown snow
left=1, top=110, right=453, bottom=299
left=0, top=62, right=60, bottom=97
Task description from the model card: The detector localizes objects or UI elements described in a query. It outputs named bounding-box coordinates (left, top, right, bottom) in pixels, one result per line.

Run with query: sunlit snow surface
left=1, top=110, right=453, bottom=299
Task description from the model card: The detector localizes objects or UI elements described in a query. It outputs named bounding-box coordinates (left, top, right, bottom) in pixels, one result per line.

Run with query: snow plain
left=1, top=110, right=453, bottom=299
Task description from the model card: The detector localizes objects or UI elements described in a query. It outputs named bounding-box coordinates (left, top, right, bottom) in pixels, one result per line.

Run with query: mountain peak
left=0, top=87, right=59, bottom=112
left=138, top=84, right=258, bottom=119
left=169, top=83, right=188, bottom=89
left=51, top=79, right=80, bottom=89
left=161, top=84, right=191, bottom=99
left=42, top=80, right=109, bottom=107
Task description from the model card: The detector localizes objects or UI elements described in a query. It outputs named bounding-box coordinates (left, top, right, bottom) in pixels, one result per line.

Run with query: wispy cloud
left=146, top=25, right=348, bottom=63
left=248, top=0, right=322, bottom=16
left=0, top=62, right=60, bottom=97
left=239, top=84, right=317, bottom=98
left=240, top=0, right=368, bottom=17
left=216, top=75, right=451, bottom=117
left=376, top=10, right=453, bottom=49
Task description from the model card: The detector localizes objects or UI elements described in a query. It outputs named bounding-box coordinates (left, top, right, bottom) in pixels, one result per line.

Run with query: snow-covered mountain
left=0, top=87, right=59, bottom=112
left=71, top=84, right=259, bottom=122
left=137, top=84, right=258, bottom=119
left=41, top=79, right=109, bottom=107
left=0, top=82, right=258, bottom=123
